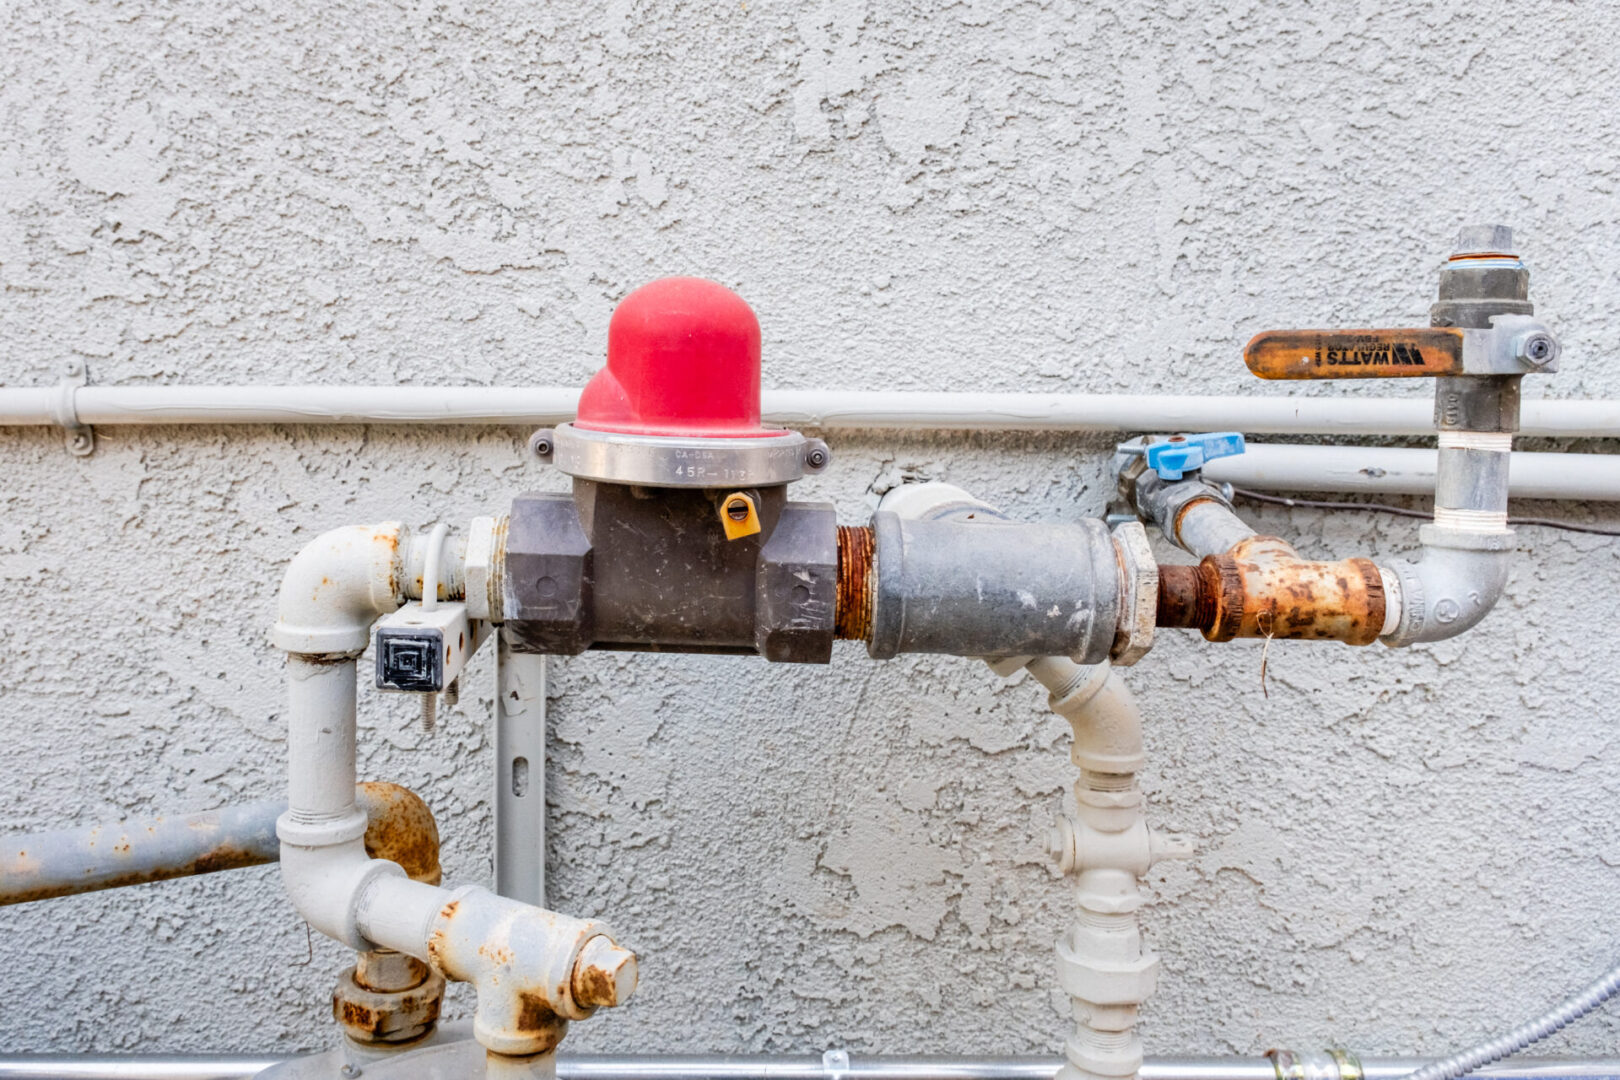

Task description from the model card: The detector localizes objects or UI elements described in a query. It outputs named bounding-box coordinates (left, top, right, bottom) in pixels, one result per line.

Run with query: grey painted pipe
left=0, top=799, right=283, bottom=905
left=0, top=1056, right=1616, bottom=1080
left=0, top=785, right=434, bottom=906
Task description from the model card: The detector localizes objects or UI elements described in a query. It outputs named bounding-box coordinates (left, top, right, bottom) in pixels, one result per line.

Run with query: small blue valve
left=1139, top=432, right=1246, bottom=481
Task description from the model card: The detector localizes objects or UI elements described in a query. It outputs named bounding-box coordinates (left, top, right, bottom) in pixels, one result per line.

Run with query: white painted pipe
left=3, top=383, right=1619, bottom=438
left=1204, top=445, right=1620, bottom=501
left=271, top=522, right=631, bottom=1057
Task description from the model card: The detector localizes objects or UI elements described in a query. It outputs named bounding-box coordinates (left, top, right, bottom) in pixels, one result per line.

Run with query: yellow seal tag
left=719, top=492, right=761, bottom=540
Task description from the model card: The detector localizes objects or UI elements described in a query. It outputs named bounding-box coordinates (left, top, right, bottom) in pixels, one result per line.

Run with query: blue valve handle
left=1139, top=432, right=1246, bottom=481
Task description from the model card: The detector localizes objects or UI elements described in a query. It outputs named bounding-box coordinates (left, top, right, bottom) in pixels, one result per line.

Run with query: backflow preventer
left=0, top=228, right=1561, bottom=1080
left=296, top=229, right=1559, bottom=1079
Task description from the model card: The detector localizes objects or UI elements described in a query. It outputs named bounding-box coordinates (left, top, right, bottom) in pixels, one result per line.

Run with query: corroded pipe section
left=0, top=783, right=441, bottom=907
left=835, top=525, right=874, bottom=641
left=424, top=888, right=632, bottom=1055
left=356, top=781, right=442, bottom=886
left=338, top=782, right=449, bottom=1046
left=1156, top=537, right=1386, bottom=645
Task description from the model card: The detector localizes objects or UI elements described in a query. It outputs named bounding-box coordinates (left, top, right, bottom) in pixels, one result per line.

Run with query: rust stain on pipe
left=0, top=843, right=269, bottom=906
left=1156, top=536, right=1385, bottom=645
left=357, top=781, right=442, bottom=886
left=835, top=525, right=874, bottom=641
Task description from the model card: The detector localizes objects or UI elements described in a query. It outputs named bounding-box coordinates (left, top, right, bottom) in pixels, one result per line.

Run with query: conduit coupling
left=272, top=522, right=636, bottom=1059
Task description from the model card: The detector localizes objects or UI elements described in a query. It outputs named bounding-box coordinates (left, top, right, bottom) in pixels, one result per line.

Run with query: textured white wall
left=3, top=0, right=1619, bottom=1061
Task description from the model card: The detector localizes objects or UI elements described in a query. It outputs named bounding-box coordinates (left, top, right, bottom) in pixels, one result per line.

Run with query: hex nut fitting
left=333, top=963, right=445, bottom=1044
left=572, top=935, right=639, bottom=1009
left=1515, top=328, right=1559, bottom=368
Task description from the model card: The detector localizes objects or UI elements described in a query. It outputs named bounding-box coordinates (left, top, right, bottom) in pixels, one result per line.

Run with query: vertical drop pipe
left=495, top=635, right=547, bottom=906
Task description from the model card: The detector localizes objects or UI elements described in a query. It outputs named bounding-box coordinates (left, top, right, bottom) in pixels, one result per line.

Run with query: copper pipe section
left=1156, top=536, right=1386, bottom=645
left=835, top=525, right=875, bottom=641
left=356, top=781, right=442, bottom=885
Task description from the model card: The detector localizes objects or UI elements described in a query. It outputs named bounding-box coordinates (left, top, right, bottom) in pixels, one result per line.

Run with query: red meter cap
left=575, top=276, right=784, bottom=438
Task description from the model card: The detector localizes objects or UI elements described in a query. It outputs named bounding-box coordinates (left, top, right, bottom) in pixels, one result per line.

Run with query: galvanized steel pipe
left=0, top=799, right=281, bottom=906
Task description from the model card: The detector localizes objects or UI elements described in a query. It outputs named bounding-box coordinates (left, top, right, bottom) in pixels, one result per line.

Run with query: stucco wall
left=3, top=0, right=1618, bottom=1061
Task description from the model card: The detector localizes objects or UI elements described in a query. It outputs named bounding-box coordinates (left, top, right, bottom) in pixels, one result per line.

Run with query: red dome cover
left=575, top=277, right=784, bottom=438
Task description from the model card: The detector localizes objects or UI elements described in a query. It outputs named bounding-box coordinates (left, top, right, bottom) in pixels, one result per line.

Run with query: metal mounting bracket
left=54, top=361, right=94, bottom=457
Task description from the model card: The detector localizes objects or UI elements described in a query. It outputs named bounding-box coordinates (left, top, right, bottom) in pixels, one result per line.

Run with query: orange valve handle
left=1244, top=327, right=1465, bottom=380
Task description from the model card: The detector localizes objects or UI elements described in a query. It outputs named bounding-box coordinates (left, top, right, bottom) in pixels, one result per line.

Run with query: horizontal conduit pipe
left=4, top=385, right=1620, bottom=439
left=0, top=1057, right=1616, bottom=1080
left=1204, top=445, right=1620, bottom=502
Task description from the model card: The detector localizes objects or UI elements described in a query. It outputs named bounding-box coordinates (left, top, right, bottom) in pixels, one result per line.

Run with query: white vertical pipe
left=494, top=636, right=547, bottom=906
left=286, top=657, right=359, bottom=820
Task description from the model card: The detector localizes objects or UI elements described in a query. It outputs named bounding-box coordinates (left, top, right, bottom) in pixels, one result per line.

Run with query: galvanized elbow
left=1380, top=426, right=1516, bottom=646
left=1379, top=525, right=1514, bottom=646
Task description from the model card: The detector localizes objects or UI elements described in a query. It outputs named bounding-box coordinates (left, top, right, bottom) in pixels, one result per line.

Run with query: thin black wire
left=1229, top=487, right=1620, bottom=537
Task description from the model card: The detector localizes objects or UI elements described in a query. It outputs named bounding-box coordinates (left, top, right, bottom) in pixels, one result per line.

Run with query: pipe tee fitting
left=423, top=887, right=637, bottom=1056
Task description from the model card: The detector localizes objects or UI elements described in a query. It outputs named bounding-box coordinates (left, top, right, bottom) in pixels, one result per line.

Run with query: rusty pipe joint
left=419, top=887, right=637, bottom=1056
left=1157, top=536, right=1388, bottom=645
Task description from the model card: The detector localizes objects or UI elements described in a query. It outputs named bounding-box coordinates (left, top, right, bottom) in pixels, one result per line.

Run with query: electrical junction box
left=375, top=601, right=488, bottom=693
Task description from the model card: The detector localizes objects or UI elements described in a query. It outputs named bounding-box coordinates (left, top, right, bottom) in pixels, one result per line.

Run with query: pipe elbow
left=278, top=835, right=406, bottom=950
left=1023, top=659, right=1145, bottom=775
left=272, top=523, right=409, bottom=655
left=1380, top=525, right=1514, bottom=647
left=356, top=781, right=443, bottom=886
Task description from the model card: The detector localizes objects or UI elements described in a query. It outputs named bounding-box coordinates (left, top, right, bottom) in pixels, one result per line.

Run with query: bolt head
left=572, top=936, right=638, bottom=1009
left=1517, top=330, right=1559, bottom=368
left=803, top=440, right=831, bottom=473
